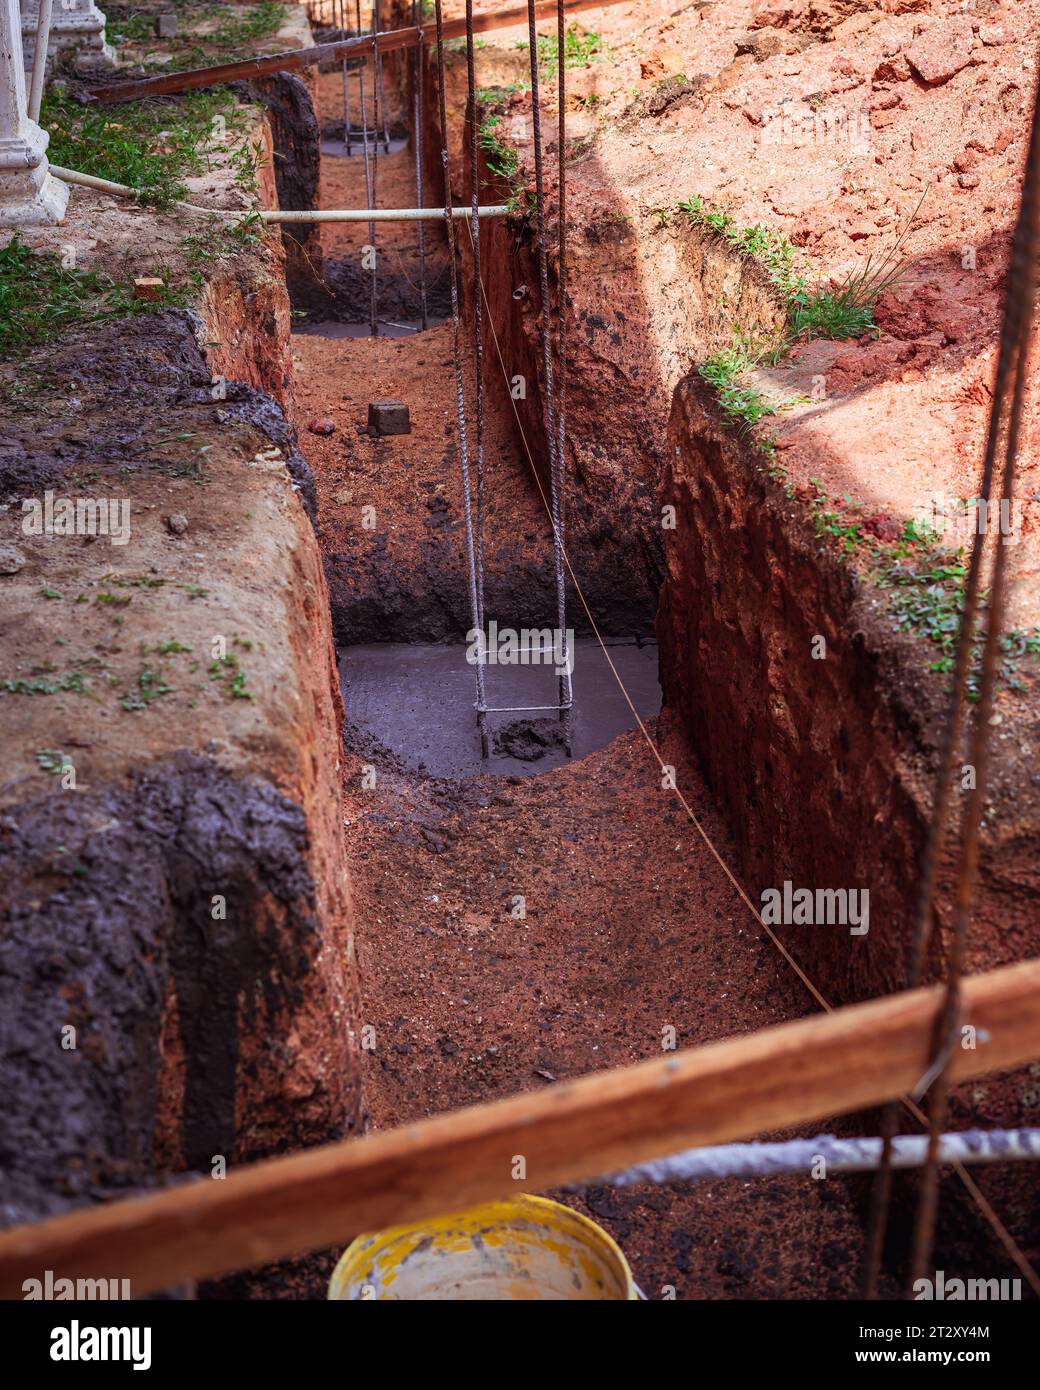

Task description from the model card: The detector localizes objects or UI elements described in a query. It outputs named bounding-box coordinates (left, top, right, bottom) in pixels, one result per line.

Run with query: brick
left=133, top=277, right=164, bottom=302
left=367, top=400, right=410, bottom=436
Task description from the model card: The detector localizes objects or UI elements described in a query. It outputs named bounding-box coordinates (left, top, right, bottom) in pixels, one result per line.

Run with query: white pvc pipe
left=50, top=165, right=219, bottom=215
left=257, top=205, right=510, bottom=222
left=28, top=0, right=54, bottom=124
left=49, top=167, right=509, bottom=223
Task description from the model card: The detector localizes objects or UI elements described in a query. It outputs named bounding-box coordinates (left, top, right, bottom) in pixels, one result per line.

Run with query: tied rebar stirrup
left=434, top=0, right=488, bottom=758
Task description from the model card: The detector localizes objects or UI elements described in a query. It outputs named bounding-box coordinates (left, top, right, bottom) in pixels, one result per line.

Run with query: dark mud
left=0, top=311, right=315, bottom=520
left=238, top=71, right=323, bottom=298
left=493, top=717, right=567, bottom=762
left=0, top=754, right=332, bottom=1227
left=0, top=300, right=345, bottom=1251
left=292, top=249, right=453, bottom=328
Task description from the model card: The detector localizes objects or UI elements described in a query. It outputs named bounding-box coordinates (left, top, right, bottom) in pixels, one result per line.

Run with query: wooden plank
left=94, top=0, right=631, bottom=105
left=1, top=957, right=1038, bottom=1298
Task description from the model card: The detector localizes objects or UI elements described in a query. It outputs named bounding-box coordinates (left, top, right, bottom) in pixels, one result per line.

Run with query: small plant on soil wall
left=797, top=492, right=1040, bottom=697
left=677, top=194, right=923, bottom=445
left=477, top=115, right=531, bottom=213
left=676, top=196, right=804, bottom=301
left=515, top=25, right=607, bottom=77
left=674, top=192, right=1036, bottom=694
left=698, top=333, right=801, bottom=434
left=786, top=197, right=923, bottom=341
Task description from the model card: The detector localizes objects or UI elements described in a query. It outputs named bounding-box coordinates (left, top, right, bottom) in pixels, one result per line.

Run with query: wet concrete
left=339, top=638, right=661, bottom=777
left=294, top=317, right=447, bottom=339
left=321, top=136, right=410, bottom=157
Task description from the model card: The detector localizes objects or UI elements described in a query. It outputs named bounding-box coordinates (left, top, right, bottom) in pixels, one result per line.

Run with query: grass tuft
left=41, top=87, right=250, bottom=209
left=0, top=237, right=191, bottom=360
left=675, top=192, right=925, bottom=441
left=516, top=25, right=606, bottom=76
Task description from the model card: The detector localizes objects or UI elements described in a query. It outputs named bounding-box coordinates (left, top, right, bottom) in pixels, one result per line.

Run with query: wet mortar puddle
left=294, top=317, right=447, bottom=339
left=339, top=638, right=661, bottom=778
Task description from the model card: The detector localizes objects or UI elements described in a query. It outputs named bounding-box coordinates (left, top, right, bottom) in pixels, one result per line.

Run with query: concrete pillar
left=21, top=0, right=115, bottom=74
left=0, top=0, right=68, bottom=224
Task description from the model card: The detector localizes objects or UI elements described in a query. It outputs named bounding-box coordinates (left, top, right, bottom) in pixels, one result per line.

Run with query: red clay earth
left=0, top=101, right=361, bottom=1265
left=427, top=0, right=1040, bottom=1280
left=9, top=0, right=1027, bottom=1301
left=291, top=17, right=1035, bottom=1296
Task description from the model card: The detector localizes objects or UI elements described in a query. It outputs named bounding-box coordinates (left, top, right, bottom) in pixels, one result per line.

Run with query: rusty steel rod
left=92, top=0, right=632, bottom=105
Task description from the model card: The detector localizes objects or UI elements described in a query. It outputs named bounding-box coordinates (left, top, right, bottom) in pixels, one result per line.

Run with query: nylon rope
left=464, top=214, right=1040, bottom=1300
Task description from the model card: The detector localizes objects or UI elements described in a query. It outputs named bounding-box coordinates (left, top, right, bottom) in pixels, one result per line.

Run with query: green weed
left=41, top=86, right=250, bottom=209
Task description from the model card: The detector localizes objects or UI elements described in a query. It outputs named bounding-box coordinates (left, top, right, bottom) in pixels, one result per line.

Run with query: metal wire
left=354, top=0, right=377, bottom=336
left=525, top=0, right=572, bottom=754
left=412, top=0, right=428, bottom=329
left=465, top=0, right=488, bottom=638
left=339, top=0, right=351, bottom=154
left=433, top=0, right=488, bottom=758
left=373, top=0, right=392, bottom=152
left=482, top=703, right=573, bottom=714
left=369, top=4, right=381, bottom=333
left=555, top=0, right=569, bottom=733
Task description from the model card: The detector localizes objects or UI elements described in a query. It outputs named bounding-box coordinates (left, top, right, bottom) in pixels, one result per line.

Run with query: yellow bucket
left=328, top=1195, right=639, bottom=1300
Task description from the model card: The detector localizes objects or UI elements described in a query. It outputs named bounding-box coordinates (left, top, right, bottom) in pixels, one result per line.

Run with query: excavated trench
left=270, top=36, right=880, bottom=1301
left=0, top=18, right=1028, bottom=1303
left=267, top=19, right=1040, bottom=1300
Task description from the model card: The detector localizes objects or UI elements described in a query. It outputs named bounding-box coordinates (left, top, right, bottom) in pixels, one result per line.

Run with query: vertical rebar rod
left=339, top=0, right=351, bottom=154
left=434, top=0, right=488, bottom=758
left=465, top=0, right=487, bottom=637
left=412, top=1, right=428, bottom=329
left=555, top=0, right=570, bottom=744
left=525, top=0, right=572, bottom=754
left=355, top=0, right=377, bottom=335
left=373, top=0, right=392, bottom=152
